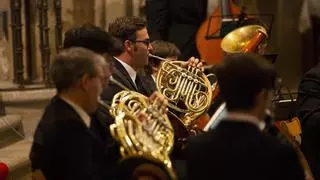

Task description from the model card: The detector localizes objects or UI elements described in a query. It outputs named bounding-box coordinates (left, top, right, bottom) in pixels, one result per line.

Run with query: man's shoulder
left=37, top=97, right=83, bottom=131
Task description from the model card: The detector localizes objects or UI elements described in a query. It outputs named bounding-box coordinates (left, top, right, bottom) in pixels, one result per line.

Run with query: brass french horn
left=149, top=54, right=213, bottom=129
left=105, top=77, right=177, bottom=179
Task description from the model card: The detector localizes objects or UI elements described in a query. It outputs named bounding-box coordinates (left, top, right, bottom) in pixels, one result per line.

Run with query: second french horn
left=105, top=77, right=177, bottom=179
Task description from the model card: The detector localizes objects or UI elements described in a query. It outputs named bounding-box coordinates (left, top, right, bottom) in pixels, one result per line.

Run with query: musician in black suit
left=296, top=62, right=320, bottom=179
left=62, top=24, right=123, bottom=178
left=101, top=16, right=156, bottom=103
left=146, top=0, right=208, bottom=60
left=186, top=53, right=305, bottom=180
left=30, top=47, right=111, bottom=180
left=146, top=40, right=181, bottom=82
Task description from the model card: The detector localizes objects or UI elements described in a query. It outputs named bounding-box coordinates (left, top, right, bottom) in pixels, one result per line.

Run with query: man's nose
left=148, top=43, right=153, bottom=52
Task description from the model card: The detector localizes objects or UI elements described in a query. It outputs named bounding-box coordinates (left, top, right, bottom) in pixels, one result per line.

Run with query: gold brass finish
left=151, top=54, right=213, bottom=127
left=108, top=86, right=176, bottom=178
left=220, top=25, right=268, bottom=53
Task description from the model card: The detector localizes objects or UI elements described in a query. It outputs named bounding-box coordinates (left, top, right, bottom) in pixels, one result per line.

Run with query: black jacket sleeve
left=301, top=112, right=320, bottom=179
left=274, top=144, right=306, bottom=180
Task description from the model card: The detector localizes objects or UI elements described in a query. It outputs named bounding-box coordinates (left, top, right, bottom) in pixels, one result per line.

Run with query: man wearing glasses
left=100, top=16, right=156, bottom=102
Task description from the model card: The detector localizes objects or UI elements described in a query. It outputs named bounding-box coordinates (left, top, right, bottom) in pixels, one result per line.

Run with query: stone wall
left=0, top=15, right=10, bottom=81
left=0, top=0, right=143, bottom=84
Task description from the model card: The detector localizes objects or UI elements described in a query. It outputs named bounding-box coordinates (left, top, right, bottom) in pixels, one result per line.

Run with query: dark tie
left=135, top=75, right=147, bottom=95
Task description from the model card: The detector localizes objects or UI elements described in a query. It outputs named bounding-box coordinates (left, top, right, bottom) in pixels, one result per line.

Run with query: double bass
left=196, top=0, right=241, bottom=65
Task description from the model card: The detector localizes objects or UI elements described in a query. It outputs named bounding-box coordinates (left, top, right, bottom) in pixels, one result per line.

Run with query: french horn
left=149, top=54, right=213, bottom=128
left=105, top=77, right=177, bottom=179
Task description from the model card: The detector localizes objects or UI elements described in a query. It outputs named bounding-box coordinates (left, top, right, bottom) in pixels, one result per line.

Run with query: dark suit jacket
left=296, top=63, right=320, bottom=179
left=29, top=96, right=117, bottom=180
left=186, top=120, right=305, bottom=180
left=100, top=57, right=156, bottom=104
left=90, top=103, right=121, bottom=178
left=146, top=0, right=207, bottom=60
left=297, top=63, right=320, bottom=122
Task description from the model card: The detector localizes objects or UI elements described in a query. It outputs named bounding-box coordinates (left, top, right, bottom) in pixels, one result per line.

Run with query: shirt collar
left=114, top=57, right=137, bottom=83
left=224, top=112, right=266, bottom=131
left=60, top=96, right=91, bottom=128
left=151, top=74, right=156, bottom=82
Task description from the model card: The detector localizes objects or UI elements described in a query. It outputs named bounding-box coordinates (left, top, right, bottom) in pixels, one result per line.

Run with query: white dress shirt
left=114, top=57, right=137, bottom=84
left=60, top=96, right=91, bottom=128
left=151, top=74, right=156, bottom=83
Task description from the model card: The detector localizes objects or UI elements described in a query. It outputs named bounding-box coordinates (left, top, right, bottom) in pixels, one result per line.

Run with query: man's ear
left=124, top=40, right=133, bottom=52
left=79, top=74, right=90, bottom=92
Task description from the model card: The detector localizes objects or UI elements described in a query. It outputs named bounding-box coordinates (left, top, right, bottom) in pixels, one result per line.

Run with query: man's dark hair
left=108, top=16, right=147, bottom=43
left=63, top=23, right=122, bottom=56
left=151, top=40, right=180, bottom=59
left=215, top=53, right=276, bottom=111
left=50, top=47, right=103, bottom=93
left=145, top=40, right=181, bottom=74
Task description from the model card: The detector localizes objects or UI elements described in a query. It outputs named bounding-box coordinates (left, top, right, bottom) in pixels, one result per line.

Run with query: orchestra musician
left=296, top=61, right=320, bottom=179
left=101, top=16, right=204, bottom=106
left=100, top=16, right=156, bottom=102
left=29, top=47, right=112, bottom=180
left=146, top=40, right=181, bottom=82
left=62, top=24, right=123, bottom=178
left=186, top=53, right=305, bottom=180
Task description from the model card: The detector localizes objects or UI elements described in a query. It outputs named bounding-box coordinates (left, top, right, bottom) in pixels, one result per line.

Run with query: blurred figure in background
left=146, top=40, right=181, bottom=82
left=186, top=53, right=305, bottom=180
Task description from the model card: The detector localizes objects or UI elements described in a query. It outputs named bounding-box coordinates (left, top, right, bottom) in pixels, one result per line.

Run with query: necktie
left=135, top=75, right=146, bottom=95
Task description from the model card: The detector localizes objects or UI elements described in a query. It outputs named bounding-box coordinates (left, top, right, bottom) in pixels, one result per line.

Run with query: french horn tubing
left=105, top=77, right=176, bottom=179
left=149, top=54, right=213, bottom=128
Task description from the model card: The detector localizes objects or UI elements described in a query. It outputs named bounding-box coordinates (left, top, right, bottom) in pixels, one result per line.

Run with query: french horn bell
left=105, top=77, right=177, bottom=179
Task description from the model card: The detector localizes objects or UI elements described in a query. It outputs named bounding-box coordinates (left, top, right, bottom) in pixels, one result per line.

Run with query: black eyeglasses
left=133, top=39, right=151, bottom=46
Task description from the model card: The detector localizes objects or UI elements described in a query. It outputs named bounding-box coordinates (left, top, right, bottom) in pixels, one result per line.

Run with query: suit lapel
left=112, top=58, right=138, bottom=91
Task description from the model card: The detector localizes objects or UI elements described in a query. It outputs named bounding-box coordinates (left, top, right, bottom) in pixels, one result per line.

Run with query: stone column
left=0, top=9, right=11, bottom=81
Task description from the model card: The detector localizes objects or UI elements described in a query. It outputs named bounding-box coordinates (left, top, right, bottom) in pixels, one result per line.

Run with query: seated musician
left=296, top=61, right=320, bottom=179
left=101, top=16, right=156, bottom=101
left=186, top=53, right=305, bottom=180
left=62, top=24, right=123, bottom=178
left=146, top=40, right=181, bottom=82
left=102, top=16, right=204, bottom=101
left=30, top=47, right=112, bottom=179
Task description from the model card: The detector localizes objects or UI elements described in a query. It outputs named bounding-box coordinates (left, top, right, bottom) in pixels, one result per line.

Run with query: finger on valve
left=137, top=112, right=148, bottom=124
